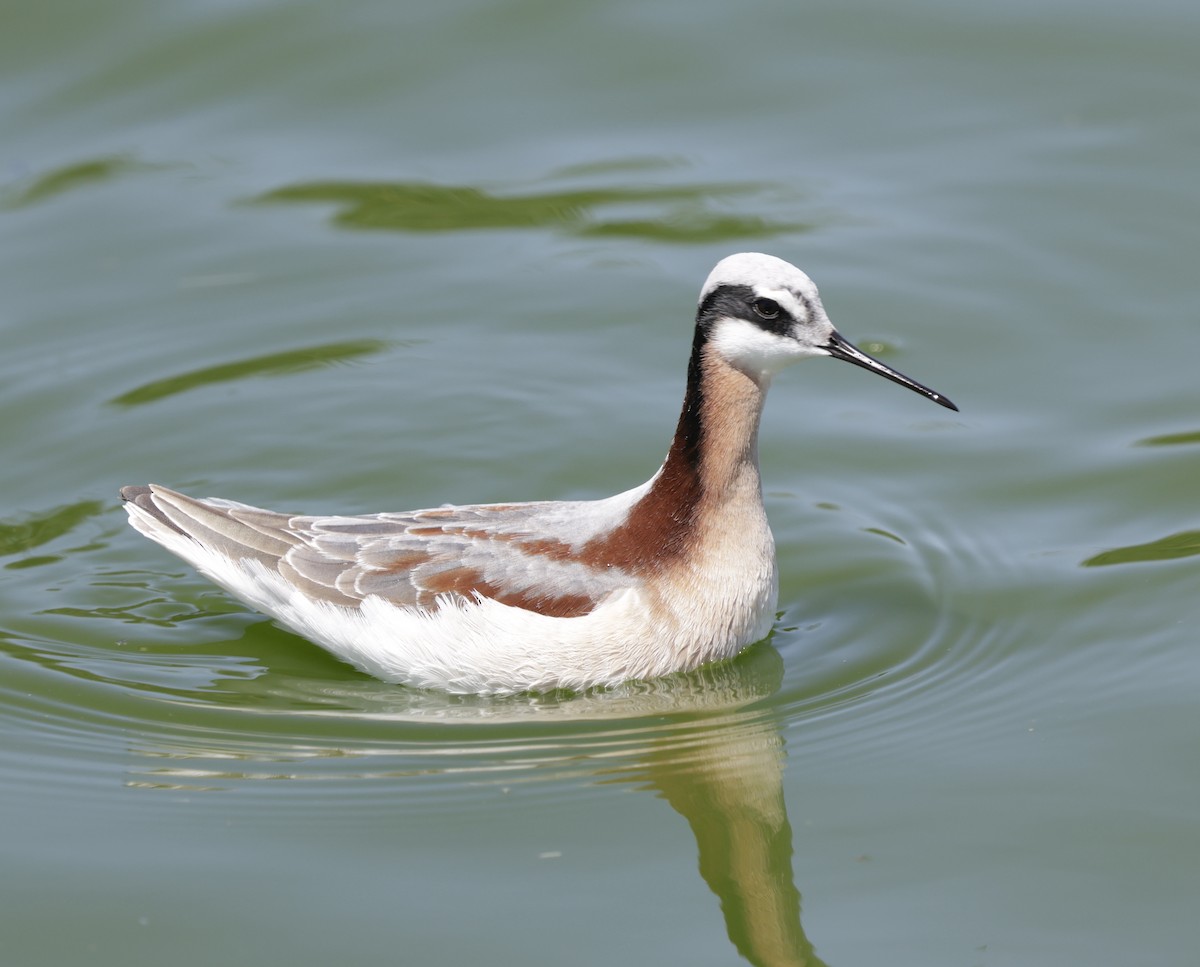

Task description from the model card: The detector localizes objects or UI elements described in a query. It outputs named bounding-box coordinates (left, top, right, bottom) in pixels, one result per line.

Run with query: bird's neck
left=581, top=345, right=770, bottom=573
left=664, top=345, right=769, bottom=502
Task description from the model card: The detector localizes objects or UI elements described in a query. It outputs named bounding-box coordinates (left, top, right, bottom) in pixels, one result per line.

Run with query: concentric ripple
left=764, top=487, right=1042, bottom=765
left=1, top=507, right=797, bottom=817
left=1, top=481, right=1054, bottom=822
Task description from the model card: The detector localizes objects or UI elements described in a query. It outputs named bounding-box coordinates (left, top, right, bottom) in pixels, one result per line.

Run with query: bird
left=121, top=252, right=956, bottom=695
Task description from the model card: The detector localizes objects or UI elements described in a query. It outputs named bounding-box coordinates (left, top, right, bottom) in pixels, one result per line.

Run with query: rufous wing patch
left=413, top=564, right=600, bottom=618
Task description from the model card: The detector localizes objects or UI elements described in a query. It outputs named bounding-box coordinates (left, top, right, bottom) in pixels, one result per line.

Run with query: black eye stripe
left=695, top=283, right=797, bottom=340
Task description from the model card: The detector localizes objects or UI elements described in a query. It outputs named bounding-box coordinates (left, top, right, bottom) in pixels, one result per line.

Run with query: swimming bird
left=121, top=253, right=956, bottom=694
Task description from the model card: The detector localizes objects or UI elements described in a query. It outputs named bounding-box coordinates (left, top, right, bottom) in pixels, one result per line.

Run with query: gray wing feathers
left=122, top=484, right=633, bottom=615
left=123, top=485, right=295, bottom=565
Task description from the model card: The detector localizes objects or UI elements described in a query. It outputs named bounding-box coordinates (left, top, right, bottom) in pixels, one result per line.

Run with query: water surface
left=3, top=1, right=1198, bottom=965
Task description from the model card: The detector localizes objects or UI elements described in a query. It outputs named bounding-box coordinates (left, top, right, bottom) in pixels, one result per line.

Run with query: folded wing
left=121, top=484, right=639, bottom=618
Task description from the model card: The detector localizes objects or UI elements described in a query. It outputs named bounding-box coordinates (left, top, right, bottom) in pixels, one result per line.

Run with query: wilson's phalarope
left=122, top=253, right=956, bottom=694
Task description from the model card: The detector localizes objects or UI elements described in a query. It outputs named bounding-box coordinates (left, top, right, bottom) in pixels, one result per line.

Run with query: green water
left=3, top=1, right=1198, bottom=964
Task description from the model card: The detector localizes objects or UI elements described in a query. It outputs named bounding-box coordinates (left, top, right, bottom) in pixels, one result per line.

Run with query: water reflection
left=2, top=155, right=165, bottom=208
left=0, top=499, right=106, bottom=563
left=1135, top=429, right=1200, bottom=447
left=109, top=339, right=391, bottom=406
left=1082, top=529, right=1200, bottom=567
left=108, top=643, right=823, bottom=966
left=251, top=176, right=811, bottom=243
left=642, top=713, right=827, bottom=967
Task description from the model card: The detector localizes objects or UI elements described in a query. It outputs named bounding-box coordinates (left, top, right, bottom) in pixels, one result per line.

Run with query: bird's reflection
left=645, top=713, right=823, bottom=967
left=116, top=641, right=826, bottom=967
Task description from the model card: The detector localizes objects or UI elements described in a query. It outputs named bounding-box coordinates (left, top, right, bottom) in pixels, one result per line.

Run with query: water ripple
left=768, top=493, right=1033, bottom=765
left=2, top=487, right=1031, bottom=816
left=1, top=570, right=793, bottom=810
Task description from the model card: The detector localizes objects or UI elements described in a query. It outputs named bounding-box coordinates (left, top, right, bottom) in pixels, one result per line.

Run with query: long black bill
left=823, top=331, right=958, bottom=412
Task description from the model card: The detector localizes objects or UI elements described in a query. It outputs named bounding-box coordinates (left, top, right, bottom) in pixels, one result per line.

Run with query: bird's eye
left=752, top=298, right=781, bottom=320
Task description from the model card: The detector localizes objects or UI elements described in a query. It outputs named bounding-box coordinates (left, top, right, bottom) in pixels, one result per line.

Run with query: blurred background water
left=2, top=1, right=1198, bottom=965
